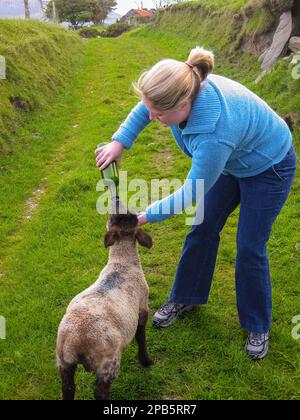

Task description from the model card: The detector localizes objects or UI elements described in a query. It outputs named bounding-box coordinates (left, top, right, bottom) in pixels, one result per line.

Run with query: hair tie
left=185, top=61, right=194, bottom=69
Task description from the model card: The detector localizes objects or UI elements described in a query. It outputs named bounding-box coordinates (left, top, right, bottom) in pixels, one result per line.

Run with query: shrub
left=100, top=23, right=132, bottom=38
left=78, top=26, right=105, bottom=38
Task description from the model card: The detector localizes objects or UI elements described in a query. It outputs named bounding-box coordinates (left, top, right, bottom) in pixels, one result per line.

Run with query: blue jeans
left=170, top=146, right=297, bottom=333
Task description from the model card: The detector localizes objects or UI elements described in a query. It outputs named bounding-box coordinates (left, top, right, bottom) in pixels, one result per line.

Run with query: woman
left=95, top=46, right=296, bottom=360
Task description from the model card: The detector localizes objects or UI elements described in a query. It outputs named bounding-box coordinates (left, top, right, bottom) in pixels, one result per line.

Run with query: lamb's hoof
left=140, top=357, right=154, bottom=367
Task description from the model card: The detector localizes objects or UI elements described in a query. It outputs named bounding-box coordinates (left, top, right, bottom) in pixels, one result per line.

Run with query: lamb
left=56, top=198, right=153, bottom=400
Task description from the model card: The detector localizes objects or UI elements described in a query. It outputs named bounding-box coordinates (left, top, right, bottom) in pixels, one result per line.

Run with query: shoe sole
left=246, top=347, right=269, bottom=360
left=153, top=305, right=196, bottom=328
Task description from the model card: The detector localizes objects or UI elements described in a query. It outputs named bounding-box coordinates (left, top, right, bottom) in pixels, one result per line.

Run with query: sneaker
left=245, top=331, right=270, bottom=360
left=153, top=300, right=196, bottom=328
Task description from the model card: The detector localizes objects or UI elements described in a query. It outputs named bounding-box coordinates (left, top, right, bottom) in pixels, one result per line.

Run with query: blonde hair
left=133, top=46, right=214, bottom=111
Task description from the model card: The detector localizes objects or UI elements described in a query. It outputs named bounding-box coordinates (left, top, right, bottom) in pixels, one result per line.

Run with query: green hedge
left=100, top=23, right=132, bottom=38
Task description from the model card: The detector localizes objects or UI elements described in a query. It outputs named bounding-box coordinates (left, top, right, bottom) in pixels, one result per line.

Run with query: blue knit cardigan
left=112, top=74, right=292, bottom=223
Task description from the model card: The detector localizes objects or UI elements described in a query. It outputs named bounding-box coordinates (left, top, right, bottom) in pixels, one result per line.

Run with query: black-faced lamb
left=56, top=199, right=153, bottom=400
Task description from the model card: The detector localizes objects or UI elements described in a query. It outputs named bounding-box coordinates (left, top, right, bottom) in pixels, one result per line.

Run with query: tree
left=153, top=0, right=171, bottom=9
left=153, top=0, right=185, bottom=9
left=24, top=0, right=30, bottom=18
left=46, top=0, right=116, bottom=27
left=52, top=0, right=59, bottom=22
left=94, top=0, right=117, bottom=24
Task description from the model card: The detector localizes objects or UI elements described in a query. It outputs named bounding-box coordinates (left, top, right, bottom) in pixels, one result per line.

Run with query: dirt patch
left=155, top=146, right=172, bottom=169
left=241, top=30, right=275, bottom=56
left=163, top=395, right=178, bottom=400
left=21, top=140, right=70, bottom=222
left=23, top=179, right=47, bottom=221
left=157, top=149, right=172, bottom=160
left=9, top=96, right=31, bottom=111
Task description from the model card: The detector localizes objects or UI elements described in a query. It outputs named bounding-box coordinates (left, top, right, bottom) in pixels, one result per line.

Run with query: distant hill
left=103, top=11, right=121, bottom=26
left=0, top=0, right=47, bottom=19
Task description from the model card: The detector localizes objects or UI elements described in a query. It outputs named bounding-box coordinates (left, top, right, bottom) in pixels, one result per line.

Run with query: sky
left=0, top=0, right=42, bottom=18
left=0, top=0, right=156, bottom=19
left=115, top=0, right=155, bottom=16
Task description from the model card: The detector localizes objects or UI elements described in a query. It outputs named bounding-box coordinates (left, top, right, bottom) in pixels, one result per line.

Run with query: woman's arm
left=96, top=101, right=151, bottom=170
left=112, top=101, right=151, bottom=149
left=144, top=140, right=233, bottom=223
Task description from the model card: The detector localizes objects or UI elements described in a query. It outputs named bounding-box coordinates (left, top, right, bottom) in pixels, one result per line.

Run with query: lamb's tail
left=78, top=353, right=93, bottom=372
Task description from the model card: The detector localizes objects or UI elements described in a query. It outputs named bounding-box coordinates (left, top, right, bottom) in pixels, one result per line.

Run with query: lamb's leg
left=135, top=310, right=153, bottom=367
left=94, top=359, right=120, bottom=400
left=94, top=377, right=112, bottom=400
left=59, top=364, right=77, bottom=400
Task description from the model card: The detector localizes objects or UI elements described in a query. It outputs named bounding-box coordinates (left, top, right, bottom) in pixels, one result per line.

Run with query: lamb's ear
left=135, top=228, right=153, bottom=249
left=104, top=231, right=118, bottom=247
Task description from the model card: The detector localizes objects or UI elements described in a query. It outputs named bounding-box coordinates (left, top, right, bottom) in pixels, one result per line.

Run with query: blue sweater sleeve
left=112, top=101, right=151, bottom=149
left=145, top=140, right=233, bottom=223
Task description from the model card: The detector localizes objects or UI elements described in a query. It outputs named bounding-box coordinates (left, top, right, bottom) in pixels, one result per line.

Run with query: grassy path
left=0, top=34, right=299, bottom=400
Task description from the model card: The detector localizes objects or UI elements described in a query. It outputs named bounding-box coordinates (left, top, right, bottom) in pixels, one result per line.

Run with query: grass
left=0, top=5, right=300, bottom=400
left=0, top=19, right=83, bottom=154
left=168, top=0, right=248, bottom=13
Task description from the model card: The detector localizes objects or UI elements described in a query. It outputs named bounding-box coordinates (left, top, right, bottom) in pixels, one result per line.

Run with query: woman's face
left=142, top=96, right=192, bottom=126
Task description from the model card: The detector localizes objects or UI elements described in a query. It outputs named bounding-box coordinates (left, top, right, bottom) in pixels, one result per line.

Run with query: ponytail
left=186, top=46, right=214, bottom=81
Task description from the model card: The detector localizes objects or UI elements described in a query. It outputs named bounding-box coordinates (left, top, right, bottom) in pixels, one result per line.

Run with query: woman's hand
left=137, top=212, right=148, bottom=226
left=95, top=141, right=124, bottom=170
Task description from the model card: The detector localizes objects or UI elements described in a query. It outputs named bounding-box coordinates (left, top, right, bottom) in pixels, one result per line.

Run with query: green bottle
left=97, top=142, right=119, bottom=198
